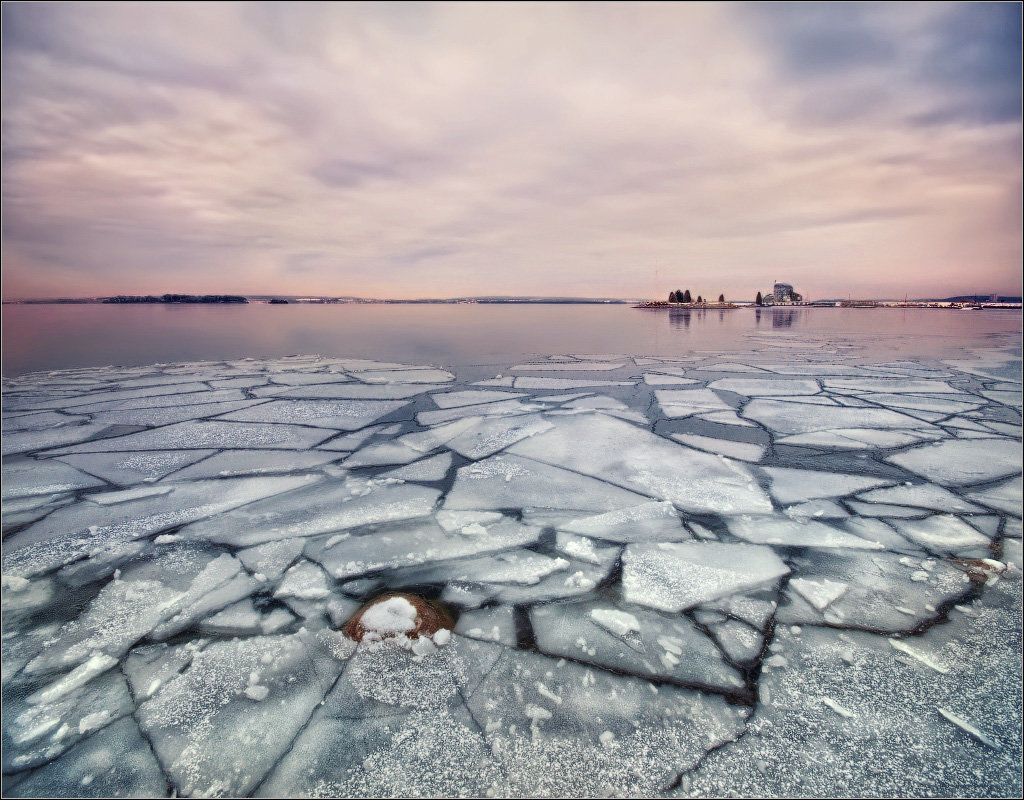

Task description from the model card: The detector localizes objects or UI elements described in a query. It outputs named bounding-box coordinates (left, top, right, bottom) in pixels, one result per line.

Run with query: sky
left=2, top=1, right=1021, bottom=300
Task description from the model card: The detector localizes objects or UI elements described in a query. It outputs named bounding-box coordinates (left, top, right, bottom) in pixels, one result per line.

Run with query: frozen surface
left=2, top=344, right=1020, bottom=797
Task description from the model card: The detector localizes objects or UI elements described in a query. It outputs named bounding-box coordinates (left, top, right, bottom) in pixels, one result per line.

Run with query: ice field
left=2, top=332, right=1022, bottom=797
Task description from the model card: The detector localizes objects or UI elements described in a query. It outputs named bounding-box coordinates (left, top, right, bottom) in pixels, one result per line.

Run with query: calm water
left=2, top=303, right=1021, bottom=377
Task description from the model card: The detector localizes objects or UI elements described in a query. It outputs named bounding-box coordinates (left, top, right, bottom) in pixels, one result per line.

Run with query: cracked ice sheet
left=507, top=414, right=773, bottom=515
left=4, top=716, right=167, bottom=798
left=464, top=646, right=747, bottom=796
left=532, top=599, right=744, bottom=691
left=135, top=631, right=343, bottom=798
left=726, top=517, right=885, bottom=550
left=2, top=458, right=105, bottom=500
left=707, top=378, right=820, bottom=396
left=2, top=475, right=314, bottom=579
left=622, top=542, right=789, bottom=612
left=306, top=517, right=541, bottom=580
left=50, top=449, right=216, bottom=485
left=968, top=476, right=1023, bottom=516
left=510, top=361, right=627, bottom=371
left=670, top=433, right=766, bottom=462
left=683, top=592, right=1021, bottom=798
left=776, top=549, right=972, bottom=632
left=178, top=480, right=440, bottom=547
left=655, top=388, right=733, bottom=418
left=46, top=420, right=334, bottom=454
left=856, top=483, right=986, bottom=513
left=762, top=467, right=895, bottom=504
left=444, top=453, right=652, bottom=512
left=743, top=399, right=930, bottom=434
left=887, top=438, right=1023, bottom=486
left=215, top=398, right=409, bottom=430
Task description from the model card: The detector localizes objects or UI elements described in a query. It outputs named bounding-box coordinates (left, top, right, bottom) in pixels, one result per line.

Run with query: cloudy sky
left=2, top=2, right=1020, bottom=300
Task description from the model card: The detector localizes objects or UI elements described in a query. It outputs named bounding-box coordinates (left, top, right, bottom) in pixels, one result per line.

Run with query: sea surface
left=1, top=305, right=1021, bottom=797
left=3, top=303, right=1021, bottom=377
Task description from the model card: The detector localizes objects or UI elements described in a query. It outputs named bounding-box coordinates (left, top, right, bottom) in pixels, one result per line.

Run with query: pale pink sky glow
left=2, top=2, right=1021, bottom=300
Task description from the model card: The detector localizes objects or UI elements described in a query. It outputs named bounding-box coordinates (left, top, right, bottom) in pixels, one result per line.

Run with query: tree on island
left=755, top=291, right=763, bottom=306
left=682, top=289, right=692, bottom=303
left=718, top=294, right=725, bottom=303
left=668, top=291, right=677, bottom=303
left=675, top=289, right=684, bottom=303
left=697, top=295, right=703, bottom=304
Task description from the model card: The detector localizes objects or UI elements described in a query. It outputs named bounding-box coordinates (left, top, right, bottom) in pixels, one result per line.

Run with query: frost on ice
left=2, top=345, right=1021, bottom=797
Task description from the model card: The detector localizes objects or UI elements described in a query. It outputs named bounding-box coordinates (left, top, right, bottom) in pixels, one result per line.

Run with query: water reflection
left=772, top=308, right=801, bottom=328
left=668, top=309, right=691, bottom=329
left=2, top=303, right=1019, bottom=377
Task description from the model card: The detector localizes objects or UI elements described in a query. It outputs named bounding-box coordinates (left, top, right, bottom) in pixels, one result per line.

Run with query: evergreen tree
left=675, top=289, right=683, bottom=303
left=682, top=290, right=692, bottom=303
left=697, top=295, right=703, bottom=304
left=755, top=291, right=763, bottom=306
left=718, top=294, right=725, bottom=303
left=668, top=291, right=677, bottom=303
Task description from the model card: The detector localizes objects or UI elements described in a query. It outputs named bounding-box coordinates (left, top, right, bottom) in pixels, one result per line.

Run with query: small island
left=101, top=294, right=248, bottom=304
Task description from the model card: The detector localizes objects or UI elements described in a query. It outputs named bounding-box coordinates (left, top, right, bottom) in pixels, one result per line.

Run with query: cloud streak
left=2, top=2, right=1020, bottom=300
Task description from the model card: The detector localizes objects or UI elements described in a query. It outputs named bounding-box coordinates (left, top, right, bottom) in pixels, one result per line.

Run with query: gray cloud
left=2, top=2, right=1020, bottom=300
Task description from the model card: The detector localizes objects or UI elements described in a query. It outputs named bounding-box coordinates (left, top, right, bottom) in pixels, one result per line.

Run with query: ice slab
left=179, top=480, right=440, bottom=547
left=655, top=389, right=733, bottom=418
left=554, top=532, right=621, bottom=567
left=262, top=383, right=445, bottom=400
left=670, top=433, right=766, bottom=462
left=557, top=501, right=689, bottom=543
left=48, top=420, right=335, bottom=454
left=887, top=439, right=1022, bottom=486
left=512, top=377, right=635, bottom=389
left=136, top=632, right=343, bottom=797
left=236, top=538, right=305, bottom=581
left=306, top=517, right=541, bottom=580
left=726, top=516, right=884, bottom=550
left=353, top=368, right=454, bottom=384
left=464, top=648, right=746, bottom=796
left=342, top=440, right=425, bottom=467
left=850, top=393, right=985, bottom=415
left=856, top=483, right=985, bottom=513
left=442, top=414, right=554, bottom=460
left=783, top=499, right=849, bottom=518
left=51, top=449, right=215, bottom=486
left=444, top=453, right=652, bottom=512
left=776, top=428, right=938, bottom=449
left=709, top=619, right=764, bottom=664
left=531, top=600, right=744, bottom=692
left=743, top=399, right=927, bottom=434
left=622, top=542, right=788, bottom=612
left=3, top=423, right=122, bottom=457
left=4, top=716, right=167, bottom=798
left=967, top=476, right=1022, bottom=516
left=3, top=475, right=313, bottom=578
left=168, top=448, right=340, bottom=480
left=776, top=550, right=972, bottom=631
left=823, top=378, right=961, bottom=394
left=430, top=390, right=526, bottom=408
left=215, top=399, right=409, bottom=430
left=511, top=362, right=626, bottom=371
left=380, top=453, right=453, bottom=482
left=701, top=595, right=777, bottom=631
left=697, top=410, right=756, bottom=427
left=643, top=374, right=700, bottom=386
left=3, top=670, right=134, bottom=773
left=890, top=515, right=992, bottom=556
left=763, top=467, right=895, bottom=504
left=508, top=414, right=773, bottom=515
left=416, top=399, right=543, bottom=427
left=453, top=605, right=518, bottom=646
left=2, top=458, right=105, bottom=500
left=708, top=379, right=820, bottom=396
left=3, top=410, right=89, bottom=432
left=846, top=501, right=929, bottom=519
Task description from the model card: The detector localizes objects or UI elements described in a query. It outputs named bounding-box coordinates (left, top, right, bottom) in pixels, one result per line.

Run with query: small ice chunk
left=358, top=597, right=418, bottom=636
left=937, top=708, right=1002, bottom=749
left=588, top=608, right=640, bottom=637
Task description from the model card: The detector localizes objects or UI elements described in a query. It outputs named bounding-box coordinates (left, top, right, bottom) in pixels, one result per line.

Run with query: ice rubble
left=2, top=347, right=1020, bottom=797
